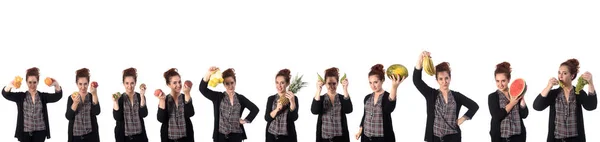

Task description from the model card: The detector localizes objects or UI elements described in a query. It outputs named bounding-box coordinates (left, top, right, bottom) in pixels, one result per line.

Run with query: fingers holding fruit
left=112, top=92, right=121, bottom=102
left=184, top=80, right=192, bottom=93
left=90, top=81, right=98, bottom=94
left=139, top=83, right=147, bottom=95
left=71, top=92, right=81, bottom=104
left=155, top=89, right=166, bottom=100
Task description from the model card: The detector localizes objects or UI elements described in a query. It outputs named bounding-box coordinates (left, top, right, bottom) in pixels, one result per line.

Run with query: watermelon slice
left=509, top=78, right=527, bottom=97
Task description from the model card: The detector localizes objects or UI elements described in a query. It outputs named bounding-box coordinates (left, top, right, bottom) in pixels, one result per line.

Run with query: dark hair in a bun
left=494, top=62, right=512, bottom=80
left=324, top=67, right=339, bottom=82
left=123, top=67, right=138, bottom=82
left=223, top=68, right=236, bottom=82
left=26, top=67, right=40, bottom=81
left=560, top=58, right=580, bottom=80
left=276, top=69, right=291, bottom=84
left=369, top=64, right=385, bottom=81
left=435, top=62, right=451, bottom=78
left=76, top=68, right=90, bottom=83
left=163, top=68, right=180, bottom=85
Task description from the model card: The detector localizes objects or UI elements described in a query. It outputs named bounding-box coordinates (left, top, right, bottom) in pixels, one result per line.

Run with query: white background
left=1, top=1, right=599, bottom=142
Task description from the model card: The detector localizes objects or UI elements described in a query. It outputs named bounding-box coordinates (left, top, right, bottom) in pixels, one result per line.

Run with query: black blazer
left=264, top=94, right=299, bottom=142
left=533, top=86, right=597, bottom=142
left=65, top=93, right=101, bottom=142
left=359, top=91, right=396, bottom=142
left=113, top=92, right=148, bottom=142
left=311, top=94, right=353, bottom=142
left=488, top=91, right=528, bottom=142
left=157, top=94, right=195, bottom=142
left=199, top=79, right=260, bottom=141
left=2, top=87, right=62, bottom=141
left=412, top=68, right=479, bottom=142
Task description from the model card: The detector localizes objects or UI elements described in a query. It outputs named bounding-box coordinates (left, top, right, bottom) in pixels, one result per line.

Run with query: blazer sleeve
left=2, top=87, right=23, bottom=102
left=533, top=89, right=557, bottom=111
left=488, top=93, right=508, bottom=122
left=359, top=95, right=369, bottom=127
left=199, top=79, right=219, bottom=102
left=184, top=99, right=195, bottom=118
left=157, top=104, right=168, bottom=123
left=579, top=91, right=597, bottom=111
left=65, top=96, right=76, bottom=121
left=519, top=105, right=529, bottom=119
left=383, top=93, right=397, bottom=113
left=311, top=96, right=323, bottom=114
left=139, top=95, right=148, bottom=118
left=413, top=68, right=436, bottom=100
left=113, top=97, right=124, bottom=121
left=289, top=96, right=299, bottom=121
left=92, top=100, right=101, bottom=116
left=264, top=96, right=275, bottom=122
left=457, top=92, right=479, bottom=119
left=241, top=95, right=259, bottom=123
left=341, top=95, right=353, bottom=114
left=42, top=90, right=63, bottom=103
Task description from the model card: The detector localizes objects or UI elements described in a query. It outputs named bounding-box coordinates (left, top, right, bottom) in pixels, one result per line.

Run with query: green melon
left=386, top=64, right=409, bottom=80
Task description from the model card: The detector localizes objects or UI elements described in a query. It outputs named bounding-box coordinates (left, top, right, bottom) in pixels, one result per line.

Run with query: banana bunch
left=575, top=76, right=588, bottom=95
left=423, top=56, right=435, bottom=76
left=280, top=74, right=308, bottom=105
left=208, top=69, right=224, bottom=88
left=113, top=92, right=122, bottom=100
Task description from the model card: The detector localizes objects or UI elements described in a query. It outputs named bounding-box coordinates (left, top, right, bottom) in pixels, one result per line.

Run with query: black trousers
left=432, top=134, right=460, bottom=142
left=553, top=137, right=578, bottom=142
left=320, top=136, right=346, bottom=142
left=72, top=133, right=100, bottom=142
left=361, top=135, right=385, bottom=142
left=215, top=133, right=243, bottom=142
left=266, top=133, right=292, bottom=142
left=167, top=136, right=192, bottom=142
left=123, top=134, right=148, bottom=142
left=499, top=134, right=525, bottom=142
left=20, top=131, right=46, bottom=142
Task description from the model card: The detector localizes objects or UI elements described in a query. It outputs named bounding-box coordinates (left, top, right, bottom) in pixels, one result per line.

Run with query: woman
left=488, top=62, right=528, bottom=142
left=264, top=69, right=299, bottom=142
left=355, top=64, right=404, bottom=142
left=412, top=51, right=479, bottom=142
left=311, top=67, right=353, bottom=142
left=114, top=67, right=149, bottom=142
left=2, top=67, right=62, bottom=142
left=157, top=68, right=195, bottom=142
left=199, top=66, right=260, bottom=142
left=533, top=58, right=597, bottom=142
left=65, top=68, right=101, bottom=142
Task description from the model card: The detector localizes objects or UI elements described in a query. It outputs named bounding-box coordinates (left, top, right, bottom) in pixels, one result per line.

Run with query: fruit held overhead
left=185, top=80, right=193, bottom=88
left=154, top=89, right=163, bottom=97
left=386, top=64, right=409, bottom=80
left=423, top=56, right=435, bottom=76
left=44, top=77, right=54, bottom=86
left=208, top=69, right=224, bottom=88
left=13, top=76, right=23, bottom=89
left=509, top=78, right=527, bottom=97
left=91, top=81, right=98, bottom=88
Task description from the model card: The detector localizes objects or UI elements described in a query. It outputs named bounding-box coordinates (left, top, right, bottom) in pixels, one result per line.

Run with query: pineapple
left=280, top=73, right=307, bottom=105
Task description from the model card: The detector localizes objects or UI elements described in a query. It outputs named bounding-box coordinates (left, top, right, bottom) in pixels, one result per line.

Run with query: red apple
left=91, top=81, right=98, bottom=88
left=185, top=80, right=193, bottom=88
left=154, top=89, right=163, bottom=97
